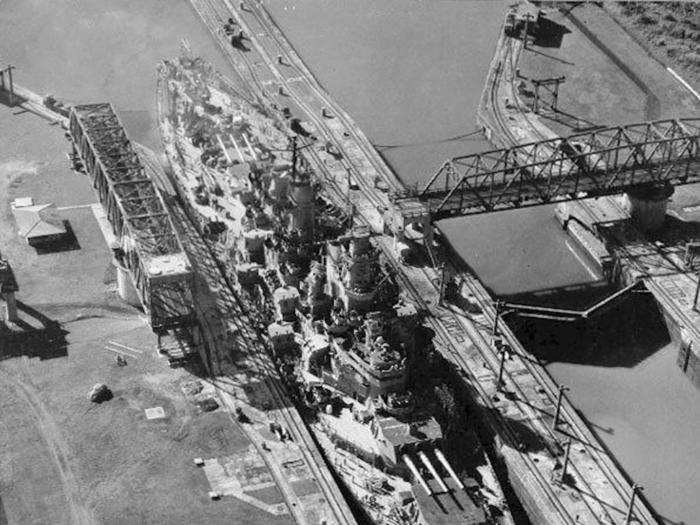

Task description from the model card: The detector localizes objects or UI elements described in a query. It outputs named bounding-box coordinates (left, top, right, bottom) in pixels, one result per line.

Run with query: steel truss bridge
left=393, top=118, right=700, bottom=221
left=69, top=103, right=194, bottom=330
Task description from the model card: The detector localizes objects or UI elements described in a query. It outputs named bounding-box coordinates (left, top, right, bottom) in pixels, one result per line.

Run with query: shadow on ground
left=33, top=221, right=81, bottom=255
left=0, top=300, right=69, bottom=360
left=532, top=15, right=571, bottom=49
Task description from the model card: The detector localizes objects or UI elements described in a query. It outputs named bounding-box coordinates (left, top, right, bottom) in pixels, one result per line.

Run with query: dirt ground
left=0, top=104, right=289, bottom=524
left=518, top=3, right=699, bottom=138
left=606, top=1, right=700, bottom=87
left=517, top=2, right=700, bottom=217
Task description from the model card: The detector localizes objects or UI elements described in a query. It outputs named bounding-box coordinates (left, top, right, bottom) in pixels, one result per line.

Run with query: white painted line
left=667, top=67, right=700, bottom=101
left=104, top=346, right=138, bottom=358
left=56, top=203, right=98, bottom=211
left=566, top=240, right=600, bottom=280
left=108, top=340, right=144, bottom=354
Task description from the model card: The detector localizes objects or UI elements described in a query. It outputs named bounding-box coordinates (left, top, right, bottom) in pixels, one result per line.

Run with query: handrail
left=503, top=279, right=643, bottom=322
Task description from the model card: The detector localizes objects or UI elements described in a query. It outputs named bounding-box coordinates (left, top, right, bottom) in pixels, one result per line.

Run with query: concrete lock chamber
left=624, top=183, right=674, bottom=233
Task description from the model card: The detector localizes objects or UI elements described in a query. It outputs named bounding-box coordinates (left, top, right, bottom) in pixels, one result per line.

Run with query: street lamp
left=559, top=438, right=572, bottom=484
left=552, top=384, right=570, bottom=431
left=492, top=299, right=506, bottom=337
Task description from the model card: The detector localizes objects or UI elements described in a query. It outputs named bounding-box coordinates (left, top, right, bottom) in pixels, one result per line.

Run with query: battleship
left=156, top=52, right=514, bottom=525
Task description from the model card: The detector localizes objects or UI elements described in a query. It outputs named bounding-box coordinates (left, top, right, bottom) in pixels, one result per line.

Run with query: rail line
left=160, top=9, right=355, bottom=518
left=189, top=0, right=657, bottom=522
left=192, top=0, right=389, bottom=227
left=170, top=185, right=354, bottom=524
left=238, top=0, right=401, bottom=192
left=224, top=1, right=578, bottom=519
left=480, top=24, right=658, bottom=523
left=221, top=0, right=393, bottom=213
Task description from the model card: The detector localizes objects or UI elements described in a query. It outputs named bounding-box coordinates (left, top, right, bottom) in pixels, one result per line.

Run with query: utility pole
left=492, top=299, right=505, bottom=337
left=531, top=76, right=565, bottom=114
left=1, top=64, right=16, bottom=106
left=559, top=438, right=571, bottom=484
left=625, top=484, right=643, bottom=525
left=438, top=263, right=446, bottom=305
left=522, top=13, right=535, bottom=49
left=496, top=339, right=509, bottom=392
left=552, top=384, right=570, bottom=431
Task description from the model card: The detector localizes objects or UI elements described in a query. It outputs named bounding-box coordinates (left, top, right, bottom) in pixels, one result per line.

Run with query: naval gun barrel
left=418, top=451, right=448, bottom=493
left=434, top=448, right=464, bottom=490
left=402, top=454, right=431, bottom=496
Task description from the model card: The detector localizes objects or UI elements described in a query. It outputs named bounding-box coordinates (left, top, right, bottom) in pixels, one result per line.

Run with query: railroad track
left=193, top=1, right=611, bottom=522
left=178, top=0, right=364, bottom=523
left=189, top=0, right=657, bottom=522
left=236, top=0, right=401, bottom=192
left=168, top=190, right=354, bottom=525
left=480, top=26, right=658, bottom=523
left=194, top=0, right=395, bottom=220
left=218, top=1, right=578, bottom=520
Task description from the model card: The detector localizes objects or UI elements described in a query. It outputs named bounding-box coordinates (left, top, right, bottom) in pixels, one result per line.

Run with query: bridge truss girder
left=69, top=103, right=193, bottom=329
left=404, top=119, right=699, bottom=219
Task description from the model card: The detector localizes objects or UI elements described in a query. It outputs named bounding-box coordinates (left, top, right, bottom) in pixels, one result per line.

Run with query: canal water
left=1, top=0, right=697, bottom=522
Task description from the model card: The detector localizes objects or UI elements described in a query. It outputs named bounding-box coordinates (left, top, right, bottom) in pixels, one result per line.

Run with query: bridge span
left=392, top=118, right=699, bottom=222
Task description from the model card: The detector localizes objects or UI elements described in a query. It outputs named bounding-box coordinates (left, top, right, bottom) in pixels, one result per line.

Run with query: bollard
left=496, top=340, right=507, bottom=392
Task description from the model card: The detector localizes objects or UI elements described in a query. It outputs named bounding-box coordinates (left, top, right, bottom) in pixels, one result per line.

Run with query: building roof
left=11, top=201, right=66, bottom=240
